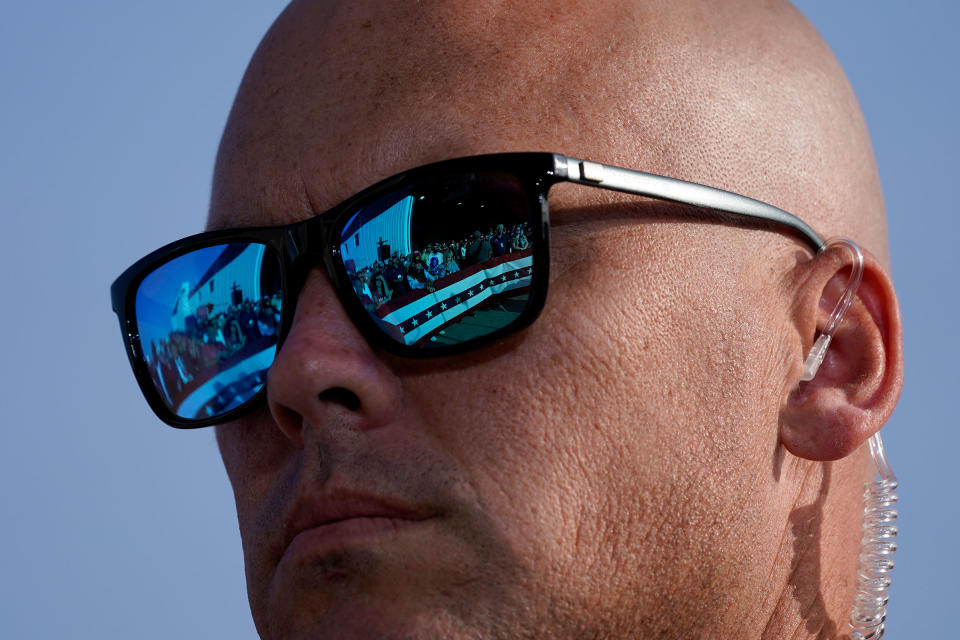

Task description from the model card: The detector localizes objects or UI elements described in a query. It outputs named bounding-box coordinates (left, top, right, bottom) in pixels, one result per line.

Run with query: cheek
left=216, top=412, right=292, bottom=503
left=215, top=416, right=297, bottom=563
left=397, top=280, right=683, bottom=608
left=402, top=225, right=794, bottom=615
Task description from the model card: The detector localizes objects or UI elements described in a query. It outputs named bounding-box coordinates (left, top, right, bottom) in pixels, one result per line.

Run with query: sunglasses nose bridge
left=285, top=214, right=333, bottom=257
left=283, top=214, right=338, bottom=279
left=278, top=215, right=348, bottom=334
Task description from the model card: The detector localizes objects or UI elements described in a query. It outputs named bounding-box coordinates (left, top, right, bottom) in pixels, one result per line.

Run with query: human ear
left=779, top=244, right=903, bottom=461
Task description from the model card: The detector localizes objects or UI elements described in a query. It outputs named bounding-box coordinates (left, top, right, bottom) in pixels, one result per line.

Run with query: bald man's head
left=213, top=0, right=886, bottom=257
left=210, top=2, right=902, bottom=638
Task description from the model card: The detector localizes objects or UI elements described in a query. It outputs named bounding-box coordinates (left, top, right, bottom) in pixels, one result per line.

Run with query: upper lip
left=280, top=488, right=434, bottom=552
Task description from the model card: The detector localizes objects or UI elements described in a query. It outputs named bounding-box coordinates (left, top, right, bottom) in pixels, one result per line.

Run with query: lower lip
left=285, top=516, right=431, bottom=559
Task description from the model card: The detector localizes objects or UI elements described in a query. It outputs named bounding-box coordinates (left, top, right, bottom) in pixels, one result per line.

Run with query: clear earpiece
left=800, top=239, right=864, bottom=382
left=799, top=238, right=898, bottom=639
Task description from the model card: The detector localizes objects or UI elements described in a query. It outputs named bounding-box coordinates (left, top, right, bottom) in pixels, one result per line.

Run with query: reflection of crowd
left=147, top=293, right=283, bottom=402
left=350, top=222, right=532, bottom=309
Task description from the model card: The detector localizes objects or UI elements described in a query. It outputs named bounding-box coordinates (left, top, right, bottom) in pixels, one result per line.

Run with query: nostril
left=317, top=386, right=361, bottom=412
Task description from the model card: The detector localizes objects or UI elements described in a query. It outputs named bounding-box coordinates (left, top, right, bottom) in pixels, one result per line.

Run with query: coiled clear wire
left=849, top=433, right=898, bottom=640
left=801, top=239, right=899, bottom=637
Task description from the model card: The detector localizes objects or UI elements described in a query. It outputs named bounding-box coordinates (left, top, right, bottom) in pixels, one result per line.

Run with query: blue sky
left=1, top=2, right=956, bottom=637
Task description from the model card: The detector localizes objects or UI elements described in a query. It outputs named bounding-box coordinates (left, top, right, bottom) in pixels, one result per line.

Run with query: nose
left=266, top=269, right=402, bottom=445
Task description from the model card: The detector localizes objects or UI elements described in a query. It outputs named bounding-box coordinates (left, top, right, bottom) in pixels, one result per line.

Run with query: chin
left=258, top=547, right=499, bottom=640
left=263, top=597, right=493, bottom=640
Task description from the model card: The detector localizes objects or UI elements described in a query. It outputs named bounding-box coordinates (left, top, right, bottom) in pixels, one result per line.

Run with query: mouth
left=281, top=492, right=438, bottom=562
left=286, top=515, right=432, bottom=559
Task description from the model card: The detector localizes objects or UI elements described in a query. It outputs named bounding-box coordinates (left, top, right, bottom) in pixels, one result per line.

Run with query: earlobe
left=779, top=242, right=903, bottom=461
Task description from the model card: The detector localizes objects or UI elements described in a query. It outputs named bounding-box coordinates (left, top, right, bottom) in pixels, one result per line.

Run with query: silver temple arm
left=553, top=154, right=825, bottom=252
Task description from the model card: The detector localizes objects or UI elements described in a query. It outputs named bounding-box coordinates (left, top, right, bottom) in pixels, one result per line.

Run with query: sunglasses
left=111, top=152, right=824, bottom=428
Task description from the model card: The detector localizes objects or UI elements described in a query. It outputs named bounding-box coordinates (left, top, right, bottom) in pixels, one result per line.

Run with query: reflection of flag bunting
left=376, top=250, right=533, bottom=345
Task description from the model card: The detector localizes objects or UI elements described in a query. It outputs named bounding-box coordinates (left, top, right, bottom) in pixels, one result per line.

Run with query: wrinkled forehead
left=208, top=0, right=884, bottom=257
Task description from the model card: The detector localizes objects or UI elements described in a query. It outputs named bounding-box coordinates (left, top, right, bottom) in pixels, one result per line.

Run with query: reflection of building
left=170, top=283, right=194, bottom=332
left=339, top=195, right=414, bottom=272
left=171, top=244, right=267, bottom=331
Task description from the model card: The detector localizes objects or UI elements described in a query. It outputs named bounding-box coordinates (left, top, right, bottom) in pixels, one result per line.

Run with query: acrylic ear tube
left=799, top=238, right=898, bottom=640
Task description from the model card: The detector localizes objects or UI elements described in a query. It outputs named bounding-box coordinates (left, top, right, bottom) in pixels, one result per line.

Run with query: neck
left=759, top=458, right=868, bottom=640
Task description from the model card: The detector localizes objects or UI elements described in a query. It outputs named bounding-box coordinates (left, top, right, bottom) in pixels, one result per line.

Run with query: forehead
left=207, top=0, right=873, bottom=247
left=213, top=2, right=691, bottom=225
left=213, top=2, right=609, bottom=226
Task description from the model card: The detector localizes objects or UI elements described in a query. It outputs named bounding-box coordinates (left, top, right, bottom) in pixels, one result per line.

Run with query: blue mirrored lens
left=134, top=242, right=282, bottom=420
left=337, top=171, right=534, bottom=347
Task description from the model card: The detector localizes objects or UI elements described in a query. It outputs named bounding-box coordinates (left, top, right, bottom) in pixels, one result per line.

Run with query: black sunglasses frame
left=111, top=152, right=824, bottom=428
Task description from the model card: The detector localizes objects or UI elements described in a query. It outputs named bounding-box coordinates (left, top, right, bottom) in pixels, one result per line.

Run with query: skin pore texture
left=210, top=1, right=903, bottom=638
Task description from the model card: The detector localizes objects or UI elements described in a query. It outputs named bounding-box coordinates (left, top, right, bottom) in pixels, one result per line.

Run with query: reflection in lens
left=134, top=242, right=282, bottom=420
left=337, top=171, right=535, bottom=348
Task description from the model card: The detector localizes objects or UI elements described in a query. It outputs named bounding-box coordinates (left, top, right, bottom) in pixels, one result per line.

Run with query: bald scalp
left=212, top=0, right=886, bottom=263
